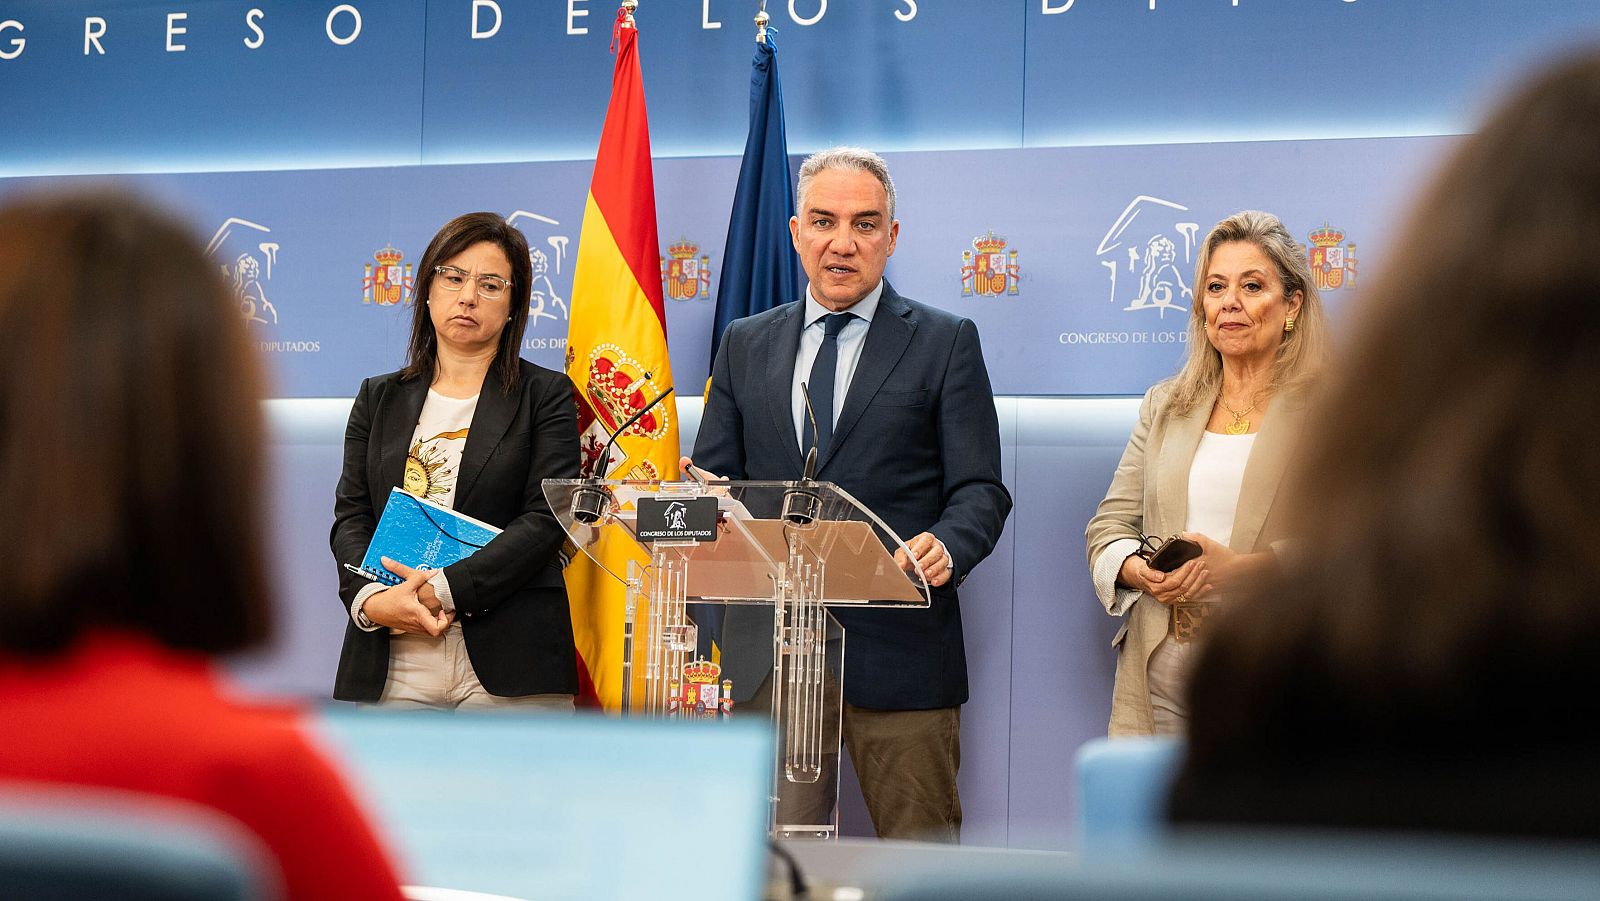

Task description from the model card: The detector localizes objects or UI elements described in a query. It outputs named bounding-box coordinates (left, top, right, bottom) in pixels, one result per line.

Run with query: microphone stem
left=594, top=385, right=675, bottom=479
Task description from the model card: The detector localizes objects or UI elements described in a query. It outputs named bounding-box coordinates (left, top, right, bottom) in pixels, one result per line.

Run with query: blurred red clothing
left=0, top=631, right=405, bottom=901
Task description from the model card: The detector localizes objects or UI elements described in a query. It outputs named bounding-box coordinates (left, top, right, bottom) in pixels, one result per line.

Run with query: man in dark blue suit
left=688, top=147, right=1011, bottom=841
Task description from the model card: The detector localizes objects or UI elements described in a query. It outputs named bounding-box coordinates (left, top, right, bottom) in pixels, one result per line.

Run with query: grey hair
left=796, top=146, right=897, bottom=220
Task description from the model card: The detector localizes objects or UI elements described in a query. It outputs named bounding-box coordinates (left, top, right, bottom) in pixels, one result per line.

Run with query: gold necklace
left=1221, top=397, right=1257, bottom=435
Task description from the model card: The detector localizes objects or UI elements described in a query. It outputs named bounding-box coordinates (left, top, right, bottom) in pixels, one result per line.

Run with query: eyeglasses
left=1135, top=533, right=1203, bottom=573
left=433, top=265, right=511, bottom=300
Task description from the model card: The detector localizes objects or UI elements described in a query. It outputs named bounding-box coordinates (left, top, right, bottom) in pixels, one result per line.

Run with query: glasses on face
left=433, top=265, right=511, bottom=301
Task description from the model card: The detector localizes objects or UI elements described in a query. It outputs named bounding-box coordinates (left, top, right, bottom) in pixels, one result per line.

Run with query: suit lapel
left=766, top=303, right=807, bottom=473
left=820, top=285, right=914, bottom=473
left=1154, top=386, right=1212, bottom=537
left=378, top=376, right=429, bottom=507
left=455, top=370, right=517, bottom=509
left=1229, top=388, right=1307, bottom=551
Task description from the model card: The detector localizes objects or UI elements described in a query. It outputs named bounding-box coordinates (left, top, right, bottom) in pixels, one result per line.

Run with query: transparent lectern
left=544, top=477, right=929, bottom=838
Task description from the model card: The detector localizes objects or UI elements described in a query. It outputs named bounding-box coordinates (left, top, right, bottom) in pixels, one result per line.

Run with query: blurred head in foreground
left=1171, top=50, right=1600, bottom=838
left=0, top=191, right=405, bottom=899
left=0, top=191, right=271, bottom=654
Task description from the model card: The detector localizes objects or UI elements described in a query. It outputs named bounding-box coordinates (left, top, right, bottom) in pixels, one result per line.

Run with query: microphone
left=800, top=381, right=819, bottom=481
left=782, top=382, right=823, bottom=526
left=571, top=380, right=676, bottom=526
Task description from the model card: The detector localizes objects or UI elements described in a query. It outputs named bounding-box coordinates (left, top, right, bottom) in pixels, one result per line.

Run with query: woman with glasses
left=330, top=212, right=582, bottom=709
left=1085, top=210, right=1328, bottom=736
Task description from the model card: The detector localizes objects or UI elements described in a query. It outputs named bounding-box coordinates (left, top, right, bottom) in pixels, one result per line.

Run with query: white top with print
left=348, top=389, right=480, bottom=630
left=404, top=390, right=479, bottom=512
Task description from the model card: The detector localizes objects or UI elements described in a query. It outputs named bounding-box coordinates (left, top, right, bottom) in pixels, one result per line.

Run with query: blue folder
left=353, top=487, right=501, bottom=586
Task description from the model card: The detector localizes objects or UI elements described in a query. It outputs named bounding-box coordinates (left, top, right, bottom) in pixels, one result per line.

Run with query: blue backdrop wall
left=5, top=0, right=1599, bottom=852
left=5, top=1, right=1597, bottom=395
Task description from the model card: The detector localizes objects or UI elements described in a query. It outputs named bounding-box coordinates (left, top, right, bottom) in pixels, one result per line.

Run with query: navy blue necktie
left=802, top=312, right=856, bottom=455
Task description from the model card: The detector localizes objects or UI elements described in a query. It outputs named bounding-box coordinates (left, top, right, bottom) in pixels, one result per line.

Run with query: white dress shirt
left=791, top=281, right=882, bottom=452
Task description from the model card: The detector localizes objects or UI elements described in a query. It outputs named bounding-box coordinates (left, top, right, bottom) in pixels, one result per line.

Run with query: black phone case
left=1146, top=537, right=1203, bottom=572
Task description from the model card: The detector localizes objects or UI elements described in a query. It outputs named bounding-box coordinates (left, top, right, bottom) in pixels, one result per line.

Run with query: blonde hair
left=1166, top=210, right=1328, bottom=414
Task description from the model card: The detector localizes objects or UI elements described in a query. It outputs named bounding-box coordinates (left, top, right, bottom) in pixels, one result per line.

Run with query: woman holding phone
left=1085, top=210, right=1327, bottom=736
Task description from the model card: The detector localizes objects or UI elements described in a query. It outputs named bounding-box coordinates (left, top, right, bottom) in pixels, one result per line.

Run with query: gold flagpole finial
left=621, top=0, right=638, bottom=28
left=756, top=1, right=769, bottom=44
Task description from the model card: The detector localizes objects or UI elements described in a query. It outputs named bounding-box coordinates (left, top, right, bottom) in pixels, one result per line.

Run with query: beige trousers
left=378, top=625, right=574, bottom=712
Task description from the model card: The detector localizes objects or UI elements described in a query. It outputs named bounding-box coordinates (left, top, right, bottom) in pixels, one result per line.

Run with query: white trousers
left=1145, top=636, right=1196, bottom=736
left=378, top=625, right=574, bottom=712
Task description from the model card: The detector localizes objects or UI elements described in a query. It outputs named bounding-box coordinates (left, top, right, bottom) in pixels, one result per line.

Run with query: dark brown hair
left=0, top=192, right=271, bottom=654
left=400, top=212, right=533, bottom=395
left=1171, top=51, right=1600, bottom=837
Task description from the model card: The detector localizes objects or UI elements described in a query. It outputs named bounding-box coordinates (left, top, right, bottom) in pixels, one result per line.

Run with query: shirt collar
left=803, top=280, right=883, bottom=329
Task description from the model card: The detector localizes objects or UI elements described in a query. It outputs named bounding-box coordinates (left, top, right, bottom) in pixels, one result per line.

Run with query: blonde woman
left=1086, top=210, right=1328, bottom=736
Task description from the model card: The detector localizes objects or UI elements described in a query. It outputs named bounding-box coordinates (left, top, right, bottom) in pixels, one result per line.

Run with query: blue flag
left=698, top=37, right=802, bottom=668
left=710, top=38, right=804, bottom=365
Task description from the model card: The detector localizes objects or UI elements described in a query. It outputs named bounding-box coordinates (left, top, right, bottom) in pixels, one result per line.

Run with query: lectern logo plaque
left=636, top=497, right=717, bottom=542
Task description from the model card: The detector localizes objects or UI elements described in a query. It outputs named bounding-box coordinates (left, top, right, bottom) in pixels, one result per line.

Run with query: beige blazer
left=1085, top=379, right=1308, bottom=736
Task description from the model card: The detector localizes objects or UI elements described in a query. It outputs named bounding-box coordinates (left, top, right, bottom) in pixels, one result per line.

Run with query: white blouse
left=1185, top=431, right=1257, bottom=544
left=1091, top=430, right=1258, bottom=617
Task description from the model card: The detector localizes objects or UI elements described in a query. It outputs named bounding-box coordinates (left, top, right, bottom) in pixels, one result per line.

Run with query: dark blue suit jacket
left=693, top=281, right=1011, bottom=709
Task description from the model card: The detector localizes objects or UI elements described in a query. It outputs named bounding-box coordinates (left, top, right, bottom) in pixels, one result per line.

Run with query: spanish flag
left=564, top=4, right=679, bottom=711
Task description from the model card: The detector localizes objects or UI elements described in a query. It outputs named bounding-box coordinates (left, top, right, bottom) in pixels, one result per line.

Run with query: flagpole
left=569, top=0, right=679, bottom=711
left=756, top=1, right=769, bottom=44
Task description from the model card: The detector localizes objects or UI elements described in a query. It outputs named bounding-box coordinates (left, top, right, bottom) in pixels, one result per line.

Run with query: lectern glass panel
left=541, top=477, right=928, bottom=839
left=544, top=479, right=931, bottom=607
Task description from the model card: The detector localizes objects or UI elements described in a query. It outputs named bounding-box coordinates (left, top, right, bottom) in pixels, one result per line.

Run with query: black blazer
left=693, top=281, right=1012, bottom=709
left=329, top=359, right=581, bottom=701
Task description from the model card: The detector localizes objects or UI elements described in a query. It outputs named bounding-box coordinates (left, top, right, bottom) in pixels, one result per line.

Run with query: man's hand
left=678, top=455, right=722, bottom=482
left=895, top=531, right=953, bottom=588
left=363, top=557, right=452, bottom=636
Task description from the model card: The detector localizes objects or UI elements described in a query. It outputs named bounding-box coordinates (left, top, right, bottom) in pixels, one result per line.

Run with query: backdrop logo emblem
left=960, top=231, right=1020, bottom=297
left=1308, top=223, right=1358, bottom=291
left=1096, top=196, right=1199, bottom=319
left=507, top=210, right=572, bottom=328
left=660, top=238, right=711, bottom=301
left=362, top=245, right=413, bottom=305
left=206, top=217, right=280, bottom=326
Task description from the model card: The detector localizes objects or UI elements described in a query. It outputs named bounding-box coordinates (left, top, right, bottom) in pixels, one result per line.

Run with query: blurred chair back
left=875, top=828, right=1600, bottom=900
left=1074, top=735, right=1183, bottom=853
left=0, top=785, right=280, bottom=901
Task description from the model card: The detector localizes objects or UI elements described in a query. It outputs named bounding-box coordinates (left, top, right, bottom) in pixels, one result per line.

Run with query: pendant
left=1225, top=415, right=1250, bottom=436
